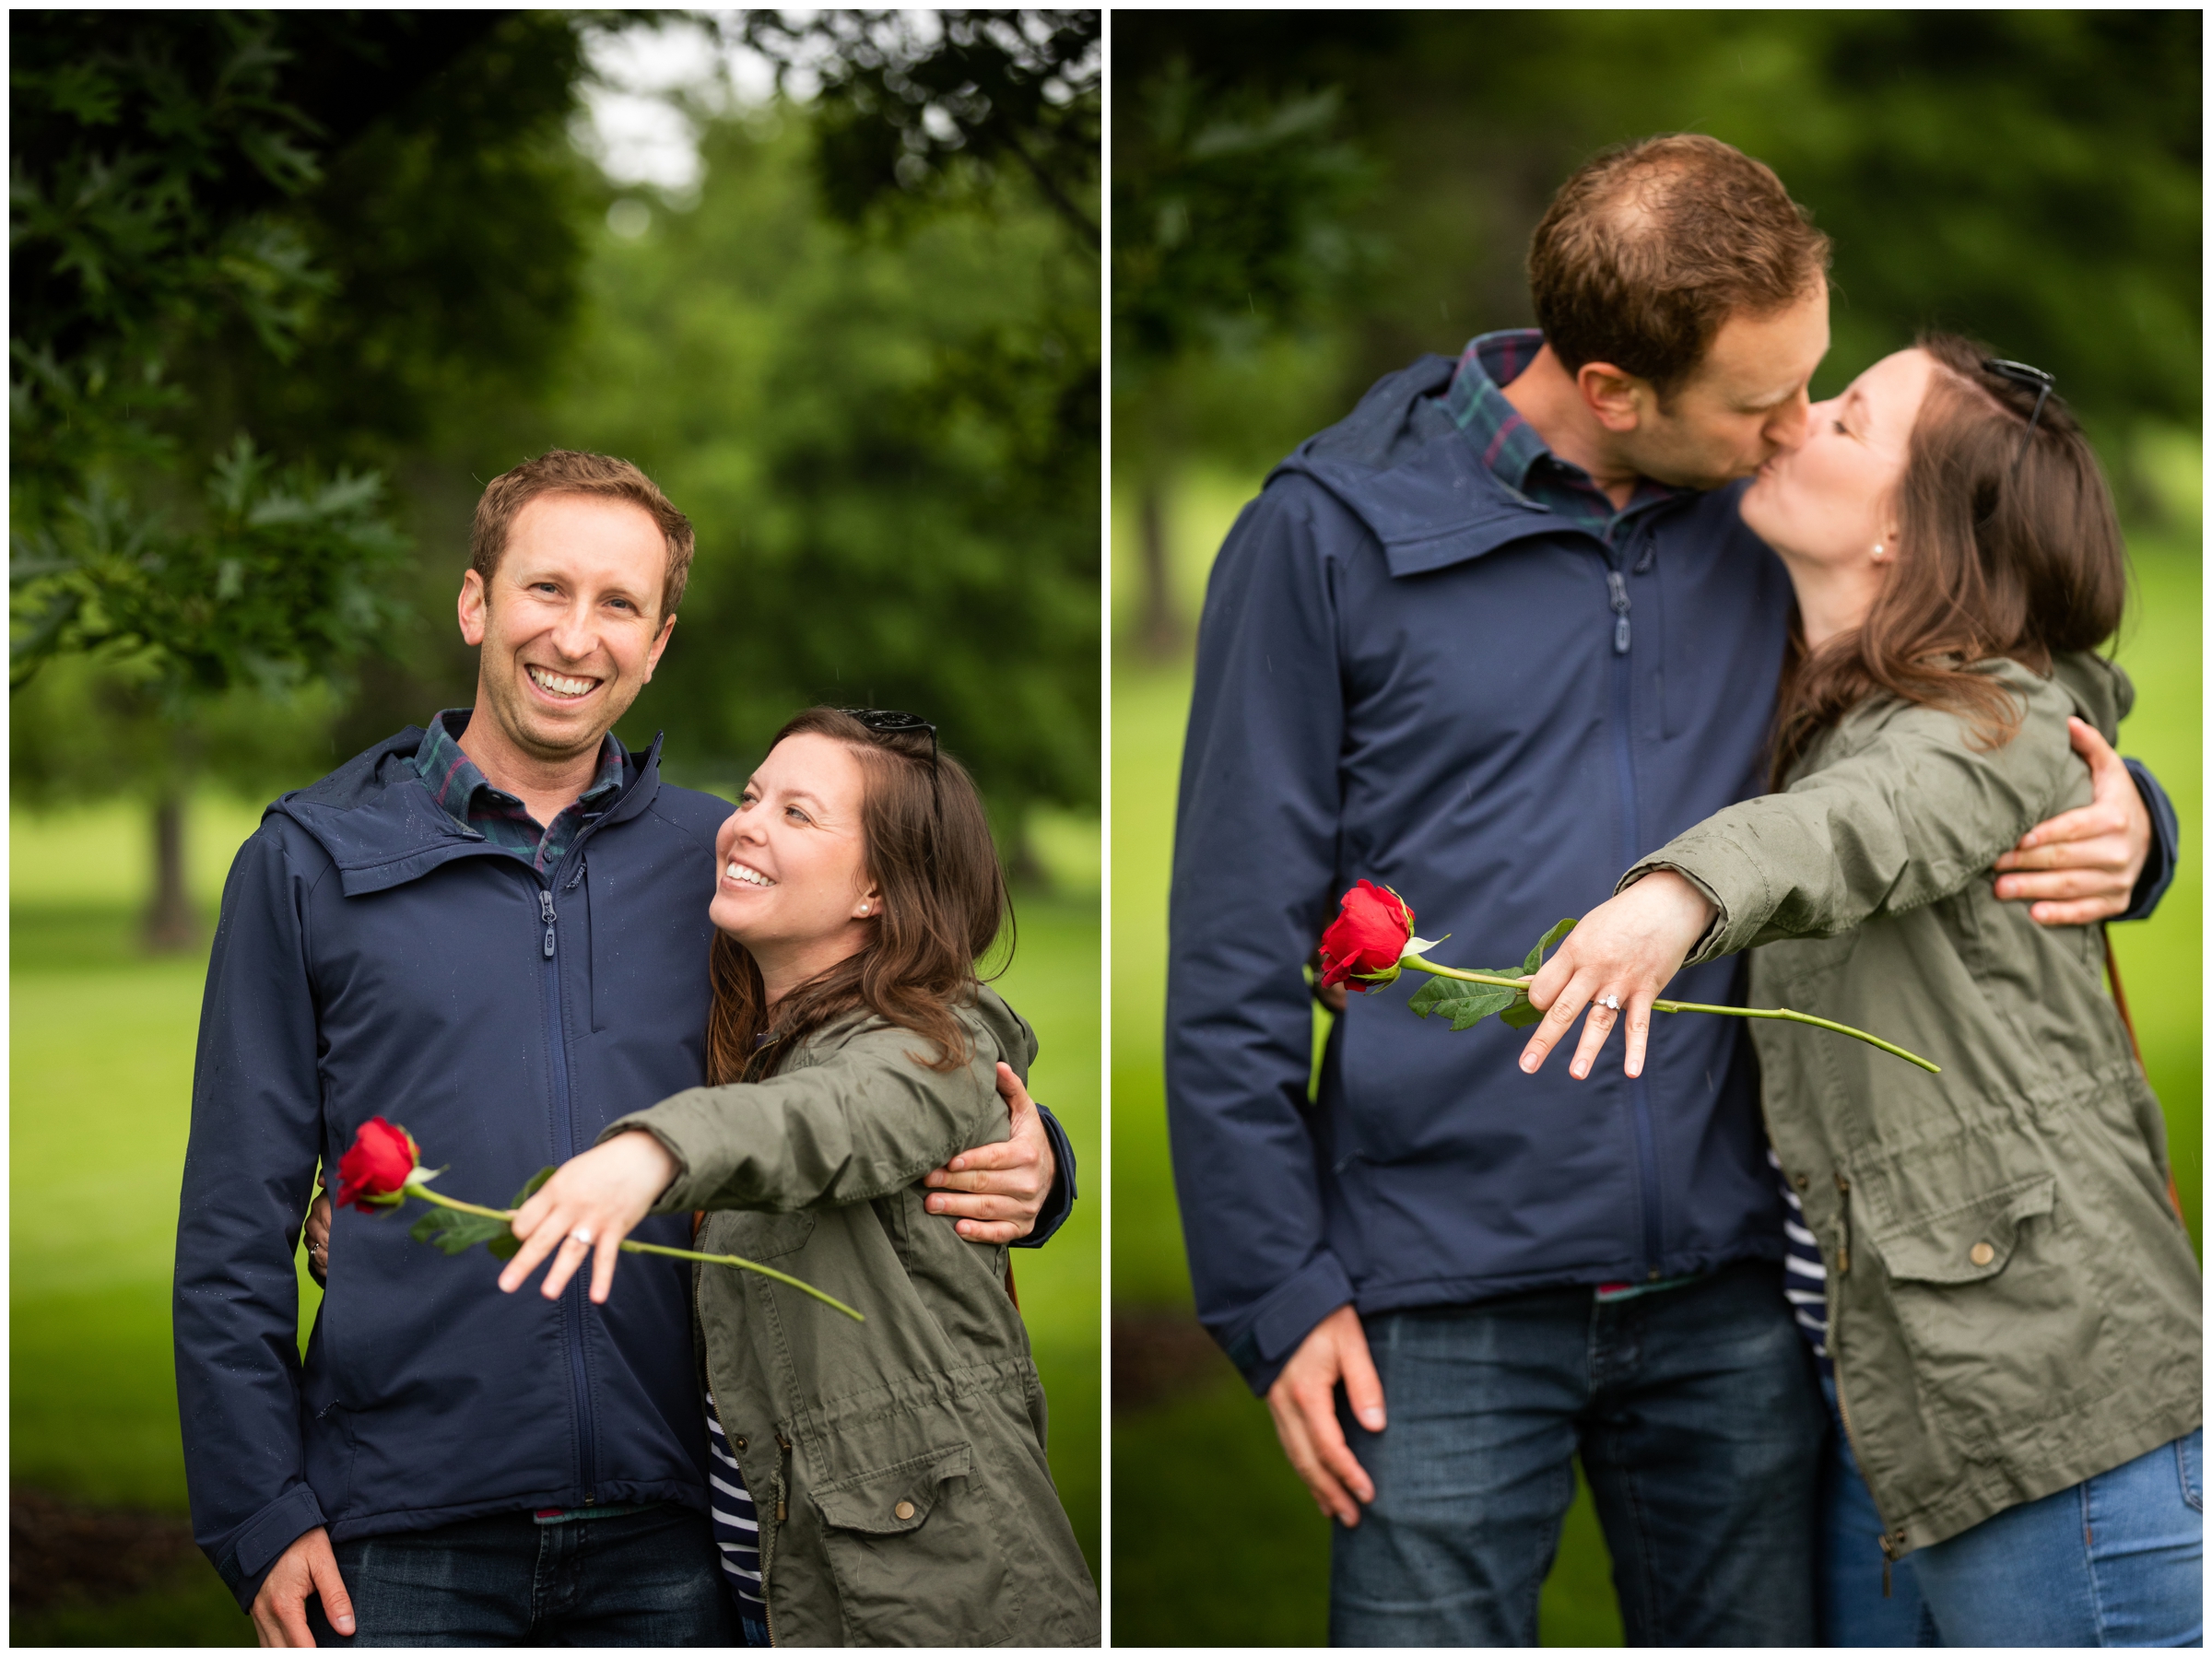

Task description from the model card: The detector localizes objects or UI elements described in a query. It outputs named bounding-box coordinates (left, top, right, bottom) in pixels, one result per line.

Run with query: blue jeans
left=302, top=1504, right=736, bottom=1646
left=1328, top=1260, right=1826, bottom=1646
left=1820, top=1375, right=2203, bottom=1646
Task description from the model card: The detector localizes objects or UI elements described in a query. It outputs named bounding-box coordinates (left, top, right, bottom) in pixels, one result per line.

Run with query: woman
left=494, top=708, right=1100, bottom=1647
left=1516, top=335, right=2201, bottom=1646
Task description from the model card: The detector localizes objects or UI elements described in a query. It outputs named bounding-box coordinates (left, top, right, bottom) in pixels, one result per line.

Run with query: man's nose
left=547, top=599, right=598, bottom=659
left=1768, top=391, right=1813, bottom=451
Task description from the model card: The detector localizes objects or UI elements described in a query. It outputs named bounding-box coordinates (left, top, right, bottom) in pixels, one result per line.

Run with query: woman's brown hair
left=705, top=708, right=1012, bottom=1086
left=1770, top=332, right=2127, bottom=783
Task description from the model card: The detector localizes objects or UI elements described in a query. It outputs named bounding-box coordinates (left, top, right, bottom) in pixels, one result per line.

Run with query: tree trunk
left=143, top=793, right=196, bottom=953
left=1138, top=476, right=1183, bottom=660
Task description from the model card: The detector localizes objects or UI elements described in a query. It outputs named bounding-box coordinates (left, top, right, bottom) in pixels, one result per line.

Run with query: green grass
left=1109, top=469, right=2201, bottom=1646
left=10, top=794, right=1100, bottom=1644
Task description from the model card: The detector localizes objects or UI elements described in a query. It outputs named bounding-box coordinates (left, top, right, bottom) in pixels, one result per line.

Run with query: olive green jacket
left=606, top=988, right=1100, bottom=1646
left=1628, top=654, right=2201, bottom=1557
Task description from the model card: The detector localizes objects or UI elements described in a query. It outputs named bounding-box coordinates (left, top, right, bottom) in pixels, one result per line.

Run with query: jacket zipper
left=764, top=1429, right=794, bottom=1645
left=1603, top=546, right=1665, bottom=1278
left=537, top=876, right=598, bottom=1502
left=1827, top=1171, right=1903, bottom=1592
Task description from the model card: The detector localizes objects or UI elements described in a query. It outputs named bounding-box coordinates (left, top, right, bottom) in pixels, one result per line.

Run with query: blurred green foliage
left=499, top=104, right=1100, bottom=826
left=1112, top=12, right=2202, bottom=501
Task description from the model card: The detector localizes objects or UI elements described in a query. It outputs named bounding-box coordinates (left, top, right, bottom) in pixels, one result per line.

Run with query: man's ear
left=642, top=612, right=677, bottom=682
left=458, top=570, right=488, bottom=647
left=1575, top=360, right=1650, bottom=435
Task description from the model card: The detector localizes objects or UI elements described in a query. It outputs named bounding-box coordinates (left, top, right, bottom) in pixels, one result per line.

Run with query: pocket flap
left=1866, top=1174, right=2055, bottom=1285
left=812, top=1441, right=973, bottom=1534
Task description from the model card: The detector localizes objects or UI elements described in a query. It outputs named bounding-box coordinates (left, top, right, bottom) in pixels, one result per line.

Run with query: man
left=176, top=451, right=1075, bottom=1646
left=1166, top=135, right=2173, bottom=1645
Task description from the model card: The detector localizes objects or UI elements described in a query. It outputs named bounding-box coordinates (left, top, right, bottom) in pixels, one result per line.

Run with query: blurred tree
left=544, top=107, right=1098, bottom=848
left=1111, top=59, right=1369, bottom=655
left=1112, top=11, right=2201, bottom=510
left=733, top=9, right=1100, bottom=246
left=10, top=11, right=593, bottom=946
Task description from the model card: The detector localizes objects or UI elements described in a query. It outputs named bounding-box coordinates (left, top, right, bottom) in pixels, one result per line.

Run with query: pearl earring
left=1873, top=542, right=1886, bottom=558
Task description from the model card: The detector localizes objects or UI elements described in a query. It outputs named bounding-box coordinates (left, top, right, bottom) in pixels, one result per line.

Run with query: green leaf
left=1407, top=976, right=1519, bottom=1032
left=1523, top=917, right=1578, bottom=976
left=486, top=1229, right=523, bottom=1261
left=512, top=1167, right=557, bottom=1208
left=1499, top=996, right=1545, bottom=1029
left=407, top=1207, right=513, bottom=1257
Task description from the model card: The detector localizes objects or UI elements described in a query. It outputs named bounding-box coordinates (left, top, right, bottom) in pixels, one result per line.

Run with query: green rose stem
left=371, top=1183, right=867, bottom=1322
left=1397, top=954, right=1942, bottom=1075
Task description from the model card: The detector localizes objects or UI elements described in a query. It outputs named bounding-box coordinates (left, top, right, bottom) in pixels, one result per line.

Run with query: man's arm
left=172, top=828, right=348, bottom=1625
left=1993, top=719, right=2171, bottom=924
left=1167, top=482, right=1359, bottom=1391
left=1169, top=481, right=1385, bottom=1521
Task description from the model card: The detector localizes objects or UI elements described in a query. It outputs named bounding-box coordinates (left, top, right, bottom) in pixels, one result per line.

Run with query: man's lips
left=525, top=664, right=602, bottom=700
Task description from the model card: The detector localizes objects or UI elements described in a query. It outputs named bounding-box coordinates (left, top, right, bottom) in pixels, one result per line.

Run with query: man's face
left=457, top=493, right=676, bottom=765
left=1617, top=281, right=1831, bottom=490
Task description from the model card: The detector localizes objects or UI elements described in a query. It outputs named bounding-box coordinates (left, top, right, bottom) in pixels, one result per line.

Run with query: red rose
left=335, top=1117, right=421, bottom=1211
left=1318, top=880, right=1416, bottom=993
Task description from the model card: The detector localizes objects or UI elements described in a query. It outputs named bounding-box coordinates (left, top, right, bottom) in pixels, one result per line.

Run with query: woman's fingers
left=1567, top=995, right=1618, bottom=1079
left=537, top=1225, right=595, bottom=1302
left=496, top=1207, right=570, bottom=1295
left=1622, top=994, right=1655, bottom=1079
left=1519, top=966, right=1599, bottom=1074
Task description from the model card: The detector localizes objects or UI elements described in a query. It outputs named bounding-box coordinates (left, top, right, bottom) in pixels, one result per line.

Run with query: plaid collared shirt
left=1444, top=328, right=1694, bottom=546
left=414, top=709, right=627, bottom=876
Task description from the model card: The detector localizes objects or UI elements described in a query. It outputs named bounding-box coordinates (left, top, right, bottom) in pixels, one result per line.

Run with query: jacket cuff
left=1217, top=1252, right=1357, bottom=1397
left=2117, top=758, right=2178, bottom=923
left=1621, top=830, right=1768, bottom=964
left=218, top=1483, right=328, bottom=1612
left=599, top=1105, right=712, bottom=1212
left=1012, top=1102, right=1077, bottom=1250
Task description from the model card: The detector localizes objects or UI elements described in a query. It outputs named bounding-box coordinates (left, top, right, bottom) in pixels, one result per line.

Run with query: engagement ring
left=571, top=1227, right=594, bottom=1248
left=1595, top=993, right=1621, bottom=1012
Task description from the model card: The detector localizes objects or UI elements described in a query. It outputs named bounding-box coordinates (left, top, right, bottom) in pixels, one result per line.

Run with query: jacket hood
left=272, top=726, right=665, bottom=897
left=2050, top=651, right=2132, bottom=742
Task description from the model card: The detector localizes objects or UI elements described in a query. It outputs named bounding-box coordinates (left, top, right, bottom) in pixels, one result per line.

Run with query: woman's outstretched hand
left=1518, top=871, right=1717, bottom=1079
left=499, top=1131, right=679, bottom=1304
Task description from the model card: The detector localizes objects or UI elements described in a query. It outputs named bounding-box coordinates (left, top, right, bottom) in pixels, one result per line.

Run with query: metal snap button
left=894, top=1499, right=916, bottom=1521
left=1969, top=1241, right=1995, bottom=1266
left=734, top=1437, right=747, bottom=1451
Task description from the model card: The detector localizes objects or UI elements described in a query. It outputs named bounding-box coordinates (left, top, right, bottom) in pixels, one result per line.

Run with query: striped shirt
left=413, top=708, right=627, bottom=874
left=706, top=1393, right=766, bottom=1613
left=1771, top=1146, right=1832, bottom=1374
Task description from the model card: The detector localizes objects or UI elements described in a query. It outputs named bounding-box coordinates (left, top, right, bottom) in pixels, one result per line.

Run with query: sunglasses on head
left=838, top=709, right=942, bottom=840
left=1981, top=358, right=2055, bottom=476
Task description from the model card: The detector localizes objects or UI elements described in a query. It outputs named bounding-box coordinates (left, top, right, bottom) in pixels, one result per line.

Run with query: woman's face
left=1740, top=346, right=1936, bottom=570
left=709, top=733, right=878, bottom=959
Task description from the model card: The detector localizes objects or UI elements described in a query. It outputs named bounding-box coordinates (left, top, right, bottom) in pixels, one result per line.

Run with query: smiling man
left=174, top=451, right=1073, bottom=1646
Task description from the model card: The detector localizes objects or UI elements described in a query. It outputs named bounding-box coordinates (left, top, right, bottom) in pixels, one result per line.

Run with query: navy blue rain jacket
left=1165, top=355, right=2175, bottom=1395
left=175, top=728, right=1074, bottom=1607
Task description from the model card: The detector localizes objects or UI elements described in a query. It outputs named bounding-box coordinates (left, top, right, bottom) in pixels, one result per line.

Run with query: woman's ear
left=854, top=884, right=883, bottom=920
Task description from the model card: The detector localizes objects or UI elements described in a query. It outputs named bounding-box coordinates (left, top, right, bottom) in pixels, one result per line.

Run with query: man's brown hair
left=470, top=450, right=696, bottom=620
left=1529, top=134, right=1831, bottom=399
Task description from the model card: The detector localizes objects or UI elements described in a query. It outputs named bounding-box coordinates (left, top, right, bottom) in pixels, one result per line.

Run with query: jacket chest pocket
left=813, top=1440, right=1023, bottom=1644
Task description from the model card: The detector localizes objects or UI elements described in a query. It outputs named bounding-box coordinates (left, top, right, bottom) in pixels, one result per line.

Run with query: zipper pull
left=1834, top=1173, right=1852, bottom=1275
left=1606, top=569, right=1631, bottom=654
left=774, top=1431, right=793, bottom=1522
left=1878, top=1531, right=1897, bottom=1597
left=539, top=889, right=557, bottom=958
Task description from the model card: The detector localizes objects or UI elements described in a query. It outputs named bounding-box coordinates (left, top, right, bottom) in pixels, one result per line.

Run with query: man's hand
left=1265, top=1304, right=1385, bottom=1527
left=250, top=1526, right=353, bottom=1647
left=499, top=1130, right=679, bottom=1304
left=1519, top=870, right=1716, bottom=1080
left=303, top=1188, right=331, bottom=1286
left=1993, top=718, right=2150, bottom=925
left=921, top=1062, right=1056, bottom=1243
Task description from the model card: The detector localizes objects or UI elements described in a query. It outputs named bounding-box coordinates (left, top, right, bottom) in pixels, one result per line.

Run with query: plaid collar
left=414, top=708, right=627, bottom=871
left=1443, top=328, right=1694, bottom=539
